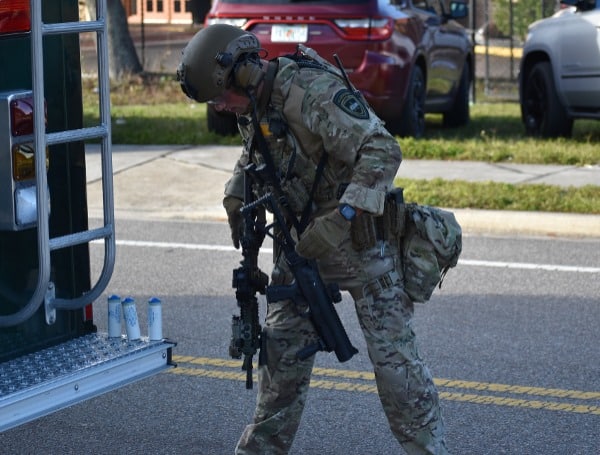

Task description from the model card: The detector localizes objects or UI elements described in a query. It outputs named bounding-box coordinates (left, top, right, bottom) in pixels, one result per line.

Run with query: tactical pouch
left=401, top=203, right=462, bottom=303
left=280, top=177, right=311, bottom=213
left=350, top=213, right=377, bottom=251
left=350, top=187, right=405, bottom=251
left=382, top=188, right=406, bottom=248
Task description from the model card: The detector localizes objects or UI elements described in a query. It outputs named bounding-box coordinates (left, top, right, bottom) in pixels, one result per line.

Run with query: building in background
left=122, top=0, right=209, bottom=24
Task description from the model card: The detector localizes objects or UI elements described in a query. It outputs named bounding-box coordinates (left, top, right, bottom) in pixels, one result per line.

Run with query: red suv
left=205, top=0, right=473, bottom=137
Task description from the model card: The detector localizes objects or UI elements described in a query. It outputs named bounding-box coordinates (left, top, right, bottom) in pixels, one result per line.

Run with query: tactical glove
left=295, top=209, right=351, bottom=259
left=223, top=196, right=244, bottom=249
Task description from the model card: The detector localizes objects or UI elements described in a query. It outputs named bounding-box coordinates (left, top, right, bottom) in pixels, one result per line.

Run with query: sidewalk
left=85, top=144, right=600, bottom=238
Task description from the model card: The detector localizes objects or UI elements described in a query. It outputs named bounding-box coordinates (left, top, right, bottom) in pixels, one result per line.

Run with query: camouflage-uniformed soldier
left=178, top=24, right=449, bottom=455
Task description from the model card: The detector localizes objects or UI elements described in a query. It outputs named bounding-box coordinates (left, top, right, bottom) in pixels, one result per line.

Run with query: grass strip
left=80, top=74, right=600, bottom=215
left=86, top=102, right=600, bottom=166
left=396, top=178, right=600, bottom=214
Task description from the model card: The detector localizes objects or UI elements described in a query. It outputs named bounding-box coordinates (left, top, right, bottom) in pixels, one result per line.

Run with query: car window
left=414, top=0, right=438, bottom=14
left=578, top=0, right=598, bottom=10
left=561, top=0, right=599, bottom=10
left=431, top=0, right=445, bottom=15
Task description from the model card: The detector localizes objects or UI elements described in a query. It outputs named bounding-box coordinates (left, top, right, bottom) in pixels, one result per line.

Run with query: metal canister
left=121, top=297, right=141, bottom=341
left=147, top=297, right=163, bottom=341
left=107, top=294, right=122, bottom=338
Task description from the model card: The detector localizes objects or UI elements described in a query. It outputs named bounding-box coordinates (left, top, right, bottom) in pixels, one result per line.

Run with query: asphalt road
left=2, top=218, right=598, bottom=454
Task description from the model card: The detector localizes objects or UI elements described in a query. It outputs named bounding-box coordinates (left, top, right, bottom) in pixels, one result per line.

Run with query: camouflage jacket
left=224, top=52, right=402, bottom=218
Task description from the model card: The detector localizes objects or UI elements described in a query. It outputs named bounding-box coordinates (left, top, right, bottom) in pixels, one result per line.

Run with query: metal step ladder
left=0, top=2, right=176, bottom=432
left=0, top=332, right=175, bottom=432
left=0, top=0, right=114, bottom=327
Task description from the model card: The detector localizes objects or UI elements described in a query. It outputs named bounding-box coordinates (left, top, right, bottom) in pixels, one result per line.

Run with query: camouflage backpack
left=401, top=203, right=462, bottom=303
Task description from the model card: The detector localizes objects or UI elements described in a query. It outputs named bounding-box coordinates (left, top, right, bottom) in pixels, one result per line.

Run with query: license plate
left=271, top=24, right=308, bottom=43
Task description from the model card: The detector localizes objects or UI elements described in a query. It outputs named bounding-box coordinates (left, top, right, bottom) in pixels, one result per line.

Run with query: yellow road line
left=169, top=366, right=600, bottom=416
left=172, top=355, right=600, bottom=401
left=435, top=379, right=600, bottom=400
left=440, top=392, right=600, bottom=415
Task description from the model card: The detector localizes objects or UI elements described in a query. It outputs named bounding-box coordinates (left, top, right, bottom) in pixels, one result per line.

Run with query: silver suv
left=519, top=0, right=600, bottom=138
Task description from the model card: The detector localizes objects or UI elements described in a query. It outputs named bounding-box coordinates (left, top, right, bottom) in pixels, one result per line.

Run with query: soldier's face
left=208, top=89, right=251, bottom=115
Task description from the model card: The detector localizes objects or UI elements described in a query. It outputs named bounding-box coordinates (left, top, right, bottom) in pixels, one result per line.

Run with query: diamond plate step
left=0, top=333, right=176, bottom=432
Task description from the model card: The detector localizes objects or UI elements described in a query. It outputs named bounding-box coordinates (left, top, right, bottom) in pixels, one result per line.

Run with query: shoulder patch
left=333, top=89, right=369, bottom=120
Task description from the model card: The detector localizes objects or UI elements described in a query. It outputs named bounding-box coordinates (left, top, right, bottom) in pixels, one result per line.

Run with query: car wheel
left=207, top=105, right=239, bottom=136
left=443, top=63, right=470, bottom=128
left=398, top=65, right=426, bottom=138
left=521, top=61, right=573, bottom=138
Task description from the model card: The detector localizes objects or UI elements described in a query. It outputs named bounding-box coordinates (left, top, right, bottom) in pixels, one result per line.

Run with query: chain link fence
left=469, top=0, right=561, bottom=101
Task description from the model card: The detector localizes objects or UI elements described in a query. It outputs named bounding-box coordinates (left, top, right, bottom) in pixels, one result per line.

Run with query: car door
left=411, top=0, right=466, bottom=105
left=559, top=6, right=600, bottom=108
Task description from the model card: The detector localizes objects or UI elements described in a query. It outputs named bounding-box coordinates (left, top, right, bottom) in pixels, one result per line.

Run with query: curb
left=89, top=206, right=600, bottom=239
left=84, top=145, right=600, bottom=239
left=452, top=209, right=600, bottom=238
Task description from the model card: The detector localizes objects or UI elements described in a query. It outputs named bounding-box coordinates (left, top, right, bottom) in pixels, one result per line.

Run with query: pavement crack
left=490, top=162, right=569, bottom=185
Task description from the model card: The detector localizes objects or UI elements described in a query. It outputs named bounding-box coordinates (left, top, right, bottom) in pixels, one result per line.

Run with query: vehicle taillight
left=0, top=90, right=49, bottom=230
left=9, top=96, right=48, bottom=181
left=206, top=17, right=248, bottom=28
left=12, top=144, right=37, bottom=181
left=0, top=0, right=31, bottom=35
left=10, top=97, right=34, bottom=136
left=334, top=18, right=392, bottom=41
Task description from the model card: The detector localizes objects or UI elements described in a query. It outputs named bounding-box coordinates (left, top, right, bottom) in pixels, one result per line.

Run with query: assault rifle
left=229, top=186, right=269, bottom=389
left=241, top=193, right=358, bottom=363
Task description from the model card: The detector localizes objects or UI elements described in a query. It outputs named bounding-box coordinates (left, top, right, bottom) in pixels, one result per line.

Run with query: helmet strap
left=234, top=55, right=265, bottom=92
left=252, top=60, right=279, bottom=120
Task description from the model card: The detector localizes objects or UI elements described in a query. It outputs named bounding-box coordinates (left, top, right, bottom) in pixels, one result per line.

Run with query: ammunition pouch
left=280, top=177, right=311, bottom=213
left=350, top=188, right=406, bottom=251
left=349, top=187, right=462, bottom=303
left=382, top=188, right=406, bottom=248
left=350, top=213, right=378, bottom=251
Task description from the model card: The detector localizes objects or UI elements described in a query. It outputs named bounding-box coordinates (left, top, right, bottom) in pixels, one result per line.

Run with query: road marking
left=91, top=239, right=600, bottom=274
left=110, top=239, right=239, bottom=252
left=170, top=356, right=600, bottom=416
left=459, top=259, right=600, bottom=274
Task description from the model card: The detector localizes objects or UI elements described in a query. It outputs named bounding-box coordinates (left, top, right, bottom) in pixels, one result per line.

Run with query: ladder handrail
left=47, top=125, right=109, bottom=145
left=0, top=0, right=116, bottom=327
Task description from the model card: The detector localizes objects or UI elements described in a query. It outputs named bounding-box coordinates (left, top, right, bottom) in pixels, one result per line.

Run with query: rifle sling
left=250, top=58, right=328, bottom=235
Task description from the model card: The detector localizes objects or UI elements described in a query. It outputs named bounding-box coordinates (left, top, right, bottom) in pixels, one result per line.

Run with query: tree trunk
left=86, top=0, right=142, bottom=79
left=190, top=0, right=211, bottom=24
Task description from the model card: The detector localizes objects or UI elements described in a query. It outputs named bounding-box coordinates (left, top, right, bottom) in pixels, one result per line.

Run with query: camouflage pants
left=235, top=239, right=448, bottom=455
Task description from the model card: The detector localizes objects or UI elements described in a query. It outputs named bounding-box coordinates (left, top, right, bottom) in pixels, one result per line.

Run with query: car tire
left=521, top=61, right=573, bottom=138
left=207, top=105, right=238, bottom=136
left=443, top=63, right=470, bottom=128
left=398, top=65, right=426, bottom=138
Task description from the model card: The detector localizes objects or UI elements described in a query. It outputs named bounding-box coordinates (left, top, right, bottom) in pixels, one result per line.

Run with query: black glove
left=223, top=196, right=244, bottom=249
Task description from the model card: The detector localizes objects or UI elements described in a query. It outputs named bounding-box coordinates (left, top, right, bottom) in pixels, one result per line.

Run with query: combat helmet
left=177, top=24, right=264, bottom=103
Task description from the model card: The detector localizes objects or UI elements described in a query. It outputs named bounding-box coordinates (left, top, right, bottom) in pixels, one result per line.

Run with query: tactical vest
left=238, top=56, right=352, bottom=217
